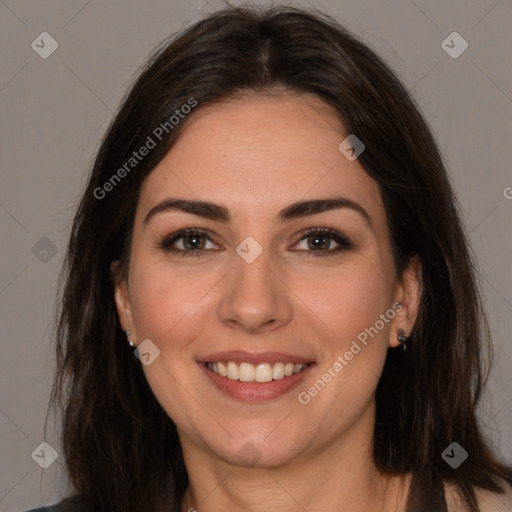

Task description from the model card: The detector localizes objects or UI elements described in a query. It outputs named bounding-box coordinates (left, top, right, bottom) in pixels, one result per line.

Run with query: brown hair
left=49, top=5, right=512, bottom=511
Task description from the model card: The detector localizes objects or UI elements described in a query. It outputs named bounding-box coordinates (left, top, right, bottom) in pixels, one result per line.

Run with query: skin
left=113, top=93, right=423, bottom=512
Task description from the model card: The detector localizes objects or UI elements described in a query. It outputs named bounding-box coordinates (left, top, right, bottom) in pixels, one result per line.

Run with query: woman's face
left=114, top=94, right=420, bottom=468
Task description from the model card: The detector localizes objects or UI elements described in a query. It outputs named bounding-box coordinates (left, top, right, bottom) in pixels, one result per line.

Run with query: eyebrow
left=143, top=196, right=372, bottom=228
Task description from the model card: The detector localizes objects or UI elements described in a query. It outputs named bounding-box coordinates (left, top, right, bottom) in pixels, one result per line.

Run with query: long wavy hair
left=48, top=5, right=512, bottom=511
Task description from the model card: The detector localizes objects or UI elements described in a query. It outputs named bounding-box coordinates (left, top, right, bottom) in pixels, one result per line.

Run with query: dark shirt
left=25, top=495, right=84, bottom=512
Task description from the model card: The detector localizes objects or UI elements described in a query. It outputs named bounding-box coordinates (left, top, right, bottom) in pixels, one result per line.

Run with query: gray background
left=0, top=0, right=510, bottom=510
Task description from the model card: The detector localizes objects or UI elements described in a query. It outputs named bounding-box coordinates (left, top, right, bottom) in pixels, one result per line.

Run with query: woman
left=27, top=5, right=512, bottom=512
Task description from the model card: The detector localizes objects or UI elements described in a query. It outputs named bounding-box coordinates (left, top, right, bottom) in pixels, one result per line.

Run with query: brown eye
left=159, top=228, right=221, bottom=257
left=179, top=233, right=207, bottom=250
left=292, top=228, right=353, bottom=257
left=305, top=233, right=333, bottom=251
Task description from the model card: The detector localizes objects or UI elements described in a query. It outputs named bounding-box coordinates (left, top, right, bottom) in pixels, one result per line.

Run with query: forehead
left=136, top=94, right=384, bottom=224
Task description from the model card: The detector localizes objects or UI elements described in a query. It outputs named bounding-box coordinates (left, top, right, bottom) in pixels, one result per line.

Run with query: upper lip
left=197, top=351, right=315, bottom=365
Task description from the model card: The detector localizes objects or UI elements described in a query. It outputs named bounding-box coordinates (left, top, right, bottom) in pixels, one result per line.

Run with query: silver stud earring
left=397, top=329, right=408, bottom=351
left=126, top=329, right=134, bottom=347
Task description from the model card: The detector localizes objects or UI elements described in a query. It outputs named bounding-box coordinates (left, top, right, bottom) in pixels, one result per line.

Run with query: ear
left=389, top=255, right=422, bottom=348
left=111, top=260, right=136, bottom=337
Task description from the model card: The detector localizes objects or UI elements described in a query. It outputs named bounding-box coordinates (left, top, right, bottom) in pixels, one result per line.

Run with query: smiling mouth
left=205, top=361, right=312, bottom=383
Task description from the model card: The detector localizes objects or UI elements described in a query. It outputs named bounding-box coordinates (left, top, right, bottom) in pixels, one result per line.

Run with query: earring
left=126, top=329, right=134, bottom=347
left=397, top=329, right=408, bottom=351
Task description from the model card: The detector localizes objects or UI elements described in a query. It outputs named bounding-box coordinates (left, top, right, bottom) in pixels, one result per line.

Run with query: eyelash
left=158, top=227, right=353, bottom=259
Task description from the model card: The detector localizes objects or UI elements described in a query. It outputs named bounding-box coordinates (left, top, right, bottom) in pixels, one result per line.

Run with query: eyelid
left=289, top=226, right=352, bottom=253
left=158, top=227, right=221, bottom=253
left=158, top=226, right=353, bottom=257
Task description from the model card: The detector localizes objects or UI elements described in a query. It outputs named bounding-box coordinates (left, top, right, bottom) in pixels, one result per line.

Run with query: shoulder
left=475, top=482, right=512, bottom=512
left=444, top=479, right=512, bottom=512
left=24, top=495, right=85, bottom=512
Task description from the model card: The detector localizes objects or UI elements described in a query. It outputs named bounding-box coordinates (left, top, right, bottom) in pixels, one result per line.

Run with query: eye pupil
left=308, top=235, right=330, bottom=250
left=184, top=235, right=205, bottom=250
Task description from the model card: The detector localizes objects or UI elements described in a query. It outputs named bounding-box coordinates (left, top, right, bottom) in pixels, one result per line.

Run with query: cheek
left=292, top=265, right=393, bottom=429
left=292, top=255, right=394, bottom=343
left=290, top=253, right=395, bottom=410
left=127, top=261, right=218, bottom=421
left=128, top=260, right=216, bottom=348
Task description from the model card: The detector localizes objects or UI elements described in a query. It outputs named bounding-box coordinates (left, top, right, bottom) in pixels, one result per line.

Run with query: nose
left=217, top=249, right=293, bottom=335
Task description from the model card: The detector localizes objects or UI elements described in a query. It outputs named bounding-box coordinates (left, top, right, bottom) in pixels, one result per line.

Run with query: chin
left=202, top=427, right=308, bottom=469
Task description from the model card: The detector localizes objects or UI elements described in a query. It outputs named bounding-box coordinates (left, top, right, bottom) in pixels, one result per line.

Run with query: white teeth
left=272, top=362, right=285, bottom=380
left=255, top=363, right=273, bottom=383
left=226, top=361, right=238, bottom=380
left=207, top=361, right=309, bottom=382
left=239, top=362, right=255, bottom=382
left=217, top=361, right=227, bottom=377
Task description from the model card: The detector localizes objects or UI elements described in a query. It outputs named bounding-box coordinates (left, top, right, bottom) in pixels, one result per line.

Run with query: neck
left=179, top=403, right=409, bottom=512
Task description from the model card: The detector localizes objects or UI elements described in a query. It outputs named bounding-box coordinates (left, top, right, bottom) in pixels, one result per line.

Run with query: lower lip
left=199, top=363, right=315, bottom=402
